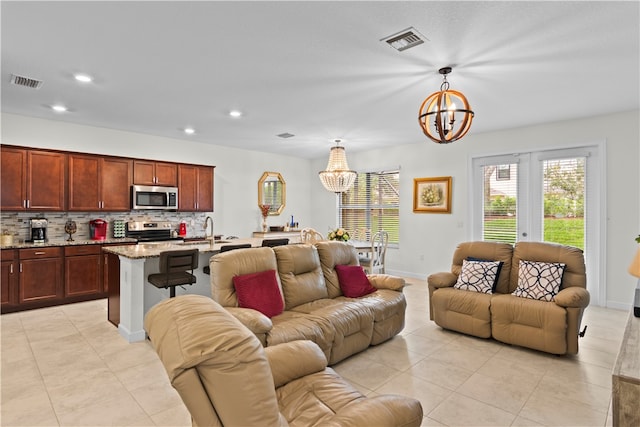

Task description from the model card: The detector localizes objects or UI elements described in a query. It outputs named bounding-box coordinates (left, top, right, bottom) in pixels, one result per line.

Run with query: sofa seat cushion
left=337, top=289, right=407, bottom=345
left=491, top=294, right=568, bottom=354
left=268, top=311, right=335, bottom=361
left=275, top=367, right=365, bottom=426
left=292, top=300, right=374, bottom=364
left=431, top=287, right=492, bottom=338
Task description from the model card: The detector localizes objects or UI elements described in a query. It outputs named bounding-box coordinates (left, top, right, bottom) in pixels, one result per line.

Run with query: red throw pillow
left=335, top=265, right=377, bottom=298
left=233, top=269, right=284, bottom=318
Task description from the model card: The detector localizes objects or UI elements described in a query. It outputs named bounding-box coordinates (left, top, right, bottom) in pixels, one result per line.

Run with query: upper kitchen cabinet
left=68, top=154, right=132, bottom=211
left=0, top=146, right=65, bottom=211
left=133, top=160, right=177, bottom=186
left=178, top=164, right=214, bottom=212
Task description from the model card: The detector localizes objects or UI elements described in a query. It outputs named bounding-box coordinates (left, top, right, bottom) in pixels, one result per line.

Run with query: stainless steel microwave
left=131, top=185, right=178, bottom=210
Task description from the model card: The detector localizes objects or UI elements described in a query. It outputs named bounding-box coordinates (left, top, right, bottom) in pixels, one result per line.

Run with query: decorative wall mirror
left=258, top=171, right=286, bottom=215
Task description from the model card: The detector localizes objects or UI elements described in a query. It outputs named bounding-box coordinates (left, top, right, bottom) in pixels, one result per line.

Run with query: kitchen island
left=104, top=238, right=263, bottom=342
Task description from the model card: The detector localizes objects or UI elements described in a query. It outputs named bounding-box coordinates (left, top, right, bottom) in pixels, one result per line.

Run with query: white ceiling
left=2, top=1, right=638, bottom=159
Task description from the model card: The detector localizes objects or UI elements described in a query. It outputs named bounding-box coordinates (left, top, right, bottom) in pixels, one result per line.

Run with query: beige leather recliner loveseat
left=144, top=295, right=423, bottom=427
left=209, top=241, right=407, bottom=364
left=428, top=241, right=589, bottom=355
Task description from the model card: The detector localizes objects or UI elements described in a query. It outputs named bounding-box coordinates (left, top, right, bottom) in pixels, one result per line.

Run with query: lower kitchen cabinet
left=65, top=245, right=102, bottom=297
left=1, top=243, right=136, bottom=314
left=18, top=247, right=64, bottom=305
left=104, top=250, right=122, bottom=327
left=1, top=250, right=19, bottom=310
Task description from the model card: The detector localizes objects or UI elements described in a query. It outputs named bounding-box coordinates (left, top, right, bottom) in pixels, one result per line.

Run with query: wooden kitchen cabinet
left=0, top=146, right=65, bottom=211
left=1, top=250, right=19, bottom=310
left=68, top=154, right=132, bottom=211
left=18, top=247, right=63, bottom=305
left=133, top=160, right=177, bottom=186
left=178, top=164, right=214, bottom=212
left=64, top=245, right=102, bottom=297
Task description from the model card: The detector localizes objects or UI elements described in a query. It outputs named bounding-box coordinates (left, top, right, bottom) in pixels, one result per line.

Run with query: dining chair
left=300, top=228, right=324, bottom=243
left=358, top=230, right=389, bottom=274
left=147, top=249, right=199, bottom=298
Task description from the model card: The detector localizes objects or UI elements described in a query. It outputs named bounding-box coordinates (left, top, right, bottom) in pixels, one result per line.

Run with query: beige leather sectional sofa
left=144, top=295, right=423, bottom=427
left=428, top=241, right=590, bottom=355
left=209, top=241, right=407, bottom=364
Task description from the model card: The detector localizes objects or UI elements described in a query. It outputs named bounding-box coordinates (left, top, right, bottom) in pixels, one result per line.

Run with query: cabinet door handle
left=19, top=263, right=22, bottom=273
left=26, top=199, right=30, bottom=208
left=23, top=200, right=27, bottom=208
left=34, top=251, right=46, bottom=255
left=10, top=264, right=13, bottom=274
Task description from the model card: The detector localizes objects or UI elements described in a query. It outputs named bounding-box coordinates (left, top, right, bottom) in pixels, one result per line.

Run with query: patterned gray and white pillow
left=512, top=260, right=566, bottom=301
left=453, top=259, right=501, bottom=294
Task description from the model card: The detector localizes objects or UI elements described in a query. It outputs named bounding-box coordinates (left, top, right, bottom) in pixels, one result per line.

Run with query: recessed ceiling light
left=74, top=73, right=93, bottom=83
left=51, top=104, right=68, bottom=112
left=184, top=127, right=195, bottom=135
left=229, top=110, right=242, bottom=118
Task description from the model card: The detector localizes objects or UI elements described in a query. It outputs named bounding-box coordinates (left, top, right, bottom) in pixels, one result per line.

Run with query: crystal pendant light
left=318, top=140, right=357, bottom=193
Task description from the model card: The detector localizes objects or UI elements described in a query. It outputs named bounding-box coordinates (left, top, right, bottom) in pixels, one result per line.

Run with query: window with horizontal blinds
left=483, top=162, right=519, bottom=244
left=542, top=157, right=585, bottom=249
left=339, top=170, right=400, bottom=245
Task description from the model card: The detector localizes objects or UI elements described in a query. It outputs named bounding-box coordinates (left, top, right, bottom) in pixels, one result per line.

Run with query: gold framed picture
left=413, top=176, right=452, bottom=213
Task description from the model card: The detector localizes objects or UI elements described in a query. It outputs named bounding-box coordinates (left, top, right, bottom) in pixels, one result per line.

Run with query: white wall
left=1, top=113, right=313, bottom=239
left=3, top=110, right=638, bottom=308
left=311, top=110, right=640, bottom=309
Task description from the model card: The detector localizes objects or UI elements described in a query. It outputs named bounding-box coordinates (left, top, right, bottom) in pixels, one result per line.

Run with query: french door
left=470, top=144, right=605, bottom=305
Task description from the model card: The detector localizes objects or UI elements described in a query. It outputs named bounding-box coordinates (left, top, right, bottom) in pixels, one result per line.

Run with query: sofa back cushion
left=451, top=241, right=514, bottom=294
left=315, top=241, right=360, bottom=299
left=210, top=247, right=283, bottom=308
left=511, top=241, right=585, bottom=293
left=273, top=244, right=328, bottom=309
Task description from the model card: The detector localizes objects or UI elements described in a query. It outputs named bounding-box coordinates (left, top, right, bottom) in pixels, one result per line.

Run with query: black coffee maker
left=29, top=218, right=48, bottom=243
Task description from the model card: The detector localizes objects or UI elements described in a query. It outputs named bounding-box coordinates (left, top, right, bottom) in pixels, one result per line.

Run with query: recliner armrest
left=367, top=274, right=405, bottom=291
left=554, top=287, right=590, bottom=308
left=225, top=307, right=273, bottom=334
left=265, top=340, right=327, bottom=388
left=428, top=272, right=457, bottom=289
left=326, top=394, right=423, bottom=427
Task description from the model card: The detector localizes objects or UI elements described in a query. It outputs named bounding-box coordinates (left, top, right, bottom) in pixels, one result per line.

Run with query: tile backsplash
left=0, top=211, right=210, bottom=242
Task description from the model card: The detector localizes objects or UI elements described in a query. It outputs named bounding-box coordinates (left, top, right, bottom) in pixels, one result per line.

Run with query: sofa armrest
left=326, top=394, right=423, bottom=427
left=554, top=287, right=590, bottom=308
left=225, top=307, right=273, bottom=335
left=428, top=272, right=457, bottom=289
left=265, top=340, right=327, bottom=388
left=367, top=274, right=405, bottom=291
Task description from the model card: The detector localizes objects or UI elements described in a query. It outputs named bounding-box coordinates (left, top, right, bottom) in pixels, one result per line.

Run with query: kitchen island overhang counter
left=104, top=238, right=264, bottom=342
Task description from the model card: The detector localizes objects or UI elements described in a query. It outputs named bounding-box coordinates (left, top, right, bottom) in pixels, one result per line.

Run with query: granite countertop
left=1, top=237, right=138, bottom=250
left=103, top=237, right=264, bottom=259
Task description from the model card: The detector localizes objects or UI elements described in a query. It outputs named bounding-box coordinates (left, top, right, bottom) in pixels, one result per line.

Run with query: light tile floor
left=0, top=277, right=629, bottom=426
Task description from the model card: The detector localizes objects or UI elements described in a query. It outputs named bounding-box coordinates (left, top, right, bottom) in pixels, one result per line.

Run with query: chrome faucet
left=204, top=216, right=214, bottom=239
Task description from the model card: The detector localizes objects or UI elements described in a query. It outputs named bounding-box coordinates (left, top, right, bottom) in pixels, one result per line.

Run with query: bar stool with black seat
left=203, top=243, right=253, bottom=275
left=261, top=238, right=289, bottom=247
left=148, top=249, right=199, bottom=298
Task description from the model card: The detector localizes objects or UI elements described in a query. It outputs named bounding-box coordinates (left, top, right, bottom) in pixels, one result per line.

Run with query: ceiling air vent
left=277, top=133, right=295, bottom=139
left=10, top=74, right=43, bottom=89
left=381, top=27, right=428, bottom=52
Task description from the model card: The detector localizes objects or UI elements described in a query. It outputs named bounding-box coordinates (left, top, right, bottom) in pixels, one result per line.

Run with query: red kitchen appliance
left=89, top=219, right=108, bottom=241
left=178, top=221, right=187, bottom=236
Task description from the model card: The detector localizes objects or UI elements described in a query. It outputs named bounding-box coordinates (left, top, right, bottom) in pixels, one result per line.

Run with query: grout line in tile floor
left=1, top=277, right=627, bottom=426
